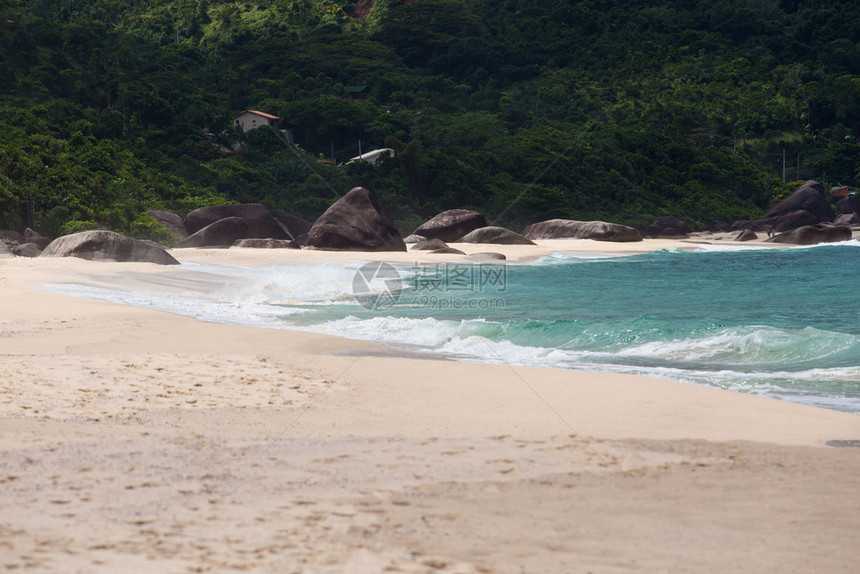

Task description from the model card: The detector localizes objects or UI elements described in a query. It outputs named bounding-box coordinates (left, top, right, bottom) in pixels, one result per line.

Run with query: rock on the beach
left=403, top=234, right=427, bottom=244
left=147, top=209, right=189, bottom=242
left=834, top=212, right=859, bottom=226
left=772, top=209, right=820, bottom=232
left=271, top=210, right=313, bottom=242
left=766, top=180, right=834, bottom=223
left=40, top=230, right=179, bottom=264
left=411, top=238, right=449, bottom=251
left=0, top=229, right=24, bottom=247
left=734, top=229, right=758, bottom=242
left=523, top=219, right=642, bottom=242
left=467, top=252, right=507, bottom=261
left=178, top=217, right=249, bottom=248
left=837, top=196, right=860, bottom=215
left=231, top=238, right=300, bottom=249
left=644, top=216, right=691, bottom=238
left=769, top=224, right=852, bottom=245
left=430, top=247, right=466, bottom=255
left=24, top=228, right=52, bottom=249
left=412, top=209, right=487, bottom=242
left=457, top=226, right=535, bottom=245
left=185, top=203, right=289, bottom=239
left=12, top=242, right=42, bottom=257
left=0, top=240, right=13, bottom=259
left=305, top=187, right=406, bottom=251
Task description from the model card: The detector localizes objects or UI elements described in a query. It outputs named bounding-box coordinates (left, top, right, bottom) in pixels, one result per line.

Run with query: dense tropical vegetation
left=1, top=0, right=858, bottom=240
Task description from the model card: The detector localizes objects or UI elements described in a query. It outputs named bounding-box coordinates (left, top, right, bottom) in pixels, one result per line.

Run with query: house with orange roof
left=232, top=110, right=280, bottom=132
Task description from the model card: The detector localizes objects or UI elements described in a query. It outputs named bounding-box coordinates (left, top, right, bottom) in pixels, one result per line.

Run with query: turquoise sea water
left=47, top=241, right=860, bottom=413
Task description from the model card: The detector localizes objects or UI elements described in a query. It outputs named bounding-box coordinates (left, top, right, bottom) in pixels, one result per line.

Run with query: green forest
left=1, top=0, right=858, bottom=241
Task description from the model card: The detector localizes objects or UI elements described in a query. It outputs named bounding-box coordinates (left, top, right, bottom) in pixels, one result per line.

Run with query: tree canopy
left=1, top=0, right=857, bottom=238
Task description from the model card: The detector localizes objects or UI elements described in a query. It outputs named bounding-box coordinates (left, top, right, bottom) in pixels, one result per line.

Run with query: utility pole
left=782, top=148, right=786, bottom=182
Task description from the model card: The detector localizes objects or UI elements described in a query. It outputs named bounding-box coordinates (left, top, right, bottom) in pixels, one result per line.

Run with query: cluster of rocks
left=402, top=209, right=644, bottom=257
left=0, top=228, right=52, bottom=258
left=151, top=203, right=311, bottom=249
left=706, top=180, right=858, bottom=243
left=1, top=181, right=856, bottom=265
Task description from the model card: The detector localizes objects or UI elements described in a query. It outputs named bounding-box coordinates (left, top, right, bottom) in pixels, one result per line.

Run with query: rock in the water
left=305, top=187, right=406, bottom=251
left=766, top=180, right=834, bottom=222
left=769, top=224, right=851, bottom=245
left=456, top=226, right=535, bottom=245
left=734, top=229, right=758, bottom=242
left=772, top=209, right=820, bottom=232
left=11, top=242, right=42, bottom=257
left=411, top=238, right=449, bottom=251
left=232, top=238, right=300, bottom=249
left=644, top=216, right=691, bottom=238
left=523, top=219, right=642, bottom=242
left=185, top=204, right=289, bottom=239
left=40, top=230, right=179, bottom=264
left=147, top=210, right=189, bottom=241
left=271, top=210, right=313, bottom=241
left=403, top=234, right=427, bottom=244
left=412, top=209, right=487, bottom=242
left=178, top=217, right=249, bottom=248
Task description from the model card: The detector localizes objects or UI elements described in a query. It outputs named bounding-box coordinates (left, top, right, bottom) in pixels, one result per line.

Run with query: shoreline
left=2, top=238, right=859, bottom=572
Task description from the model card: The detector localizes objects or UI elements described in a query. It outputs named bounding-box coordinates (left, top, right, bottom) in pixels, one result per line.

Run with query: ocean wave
left=41, top=248, right=860, bottom=414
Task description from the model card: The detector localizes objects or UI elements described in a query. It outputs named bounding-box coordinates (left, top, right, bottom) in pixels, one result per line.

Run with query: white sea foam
left=41, top=253, right=860, bottom=414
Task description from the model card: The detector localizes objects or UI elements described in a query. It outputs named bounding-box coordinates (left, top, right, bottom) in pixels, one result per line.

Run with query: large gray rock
left=734, top=229, right=758, bottom=242
left=644, top=216, right=691, bottom=238
left=270, top=210, right=313, bottom=241
left=231, top=238, right=300, bottom=249
left=40, top=230, right=179, bottom=264
left=766, top=180, right=834, bottom=222
left=12, top=243, right=42, bottom=257
left=769, top=224, right=851, bottom=245
left=178, top=217, right=249, bottom=248
left=523, top=219, right=642, bottom=242
left=411, top=238, right=449, bottom=251
left=412, top=209, right=487, bottom=242
left=0, top=229, right=24, bottom=247
left=185, top=204, right=289, bottom=239
left=837, top=196, right=860, bottom=215
left=467, top=252, right=506, bottom=261
left=305, top=187, right=406, bottom=251
left=23, top=228, right=51, bottom=249
left=457, top=226, right=535, bottom=245
left=0, top=240, right=13, bottom=259
left=147, top=210, right=189, bottom=241
left=834, top=212, right=859, bottom=226
left=403, top=234, right=427, bottom=244
left=772, top=209, right=821, bottom=232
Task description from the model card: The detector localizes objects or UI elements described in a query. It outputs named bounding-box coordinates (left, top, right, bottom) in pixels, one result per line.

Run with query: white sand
left=1, top=238, right=859, bottom=573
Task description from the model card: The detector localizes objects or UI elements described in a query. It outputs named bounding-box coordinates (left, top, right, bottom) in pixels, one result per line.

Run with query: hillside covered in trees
left=0, top=0, right=858, bottom=240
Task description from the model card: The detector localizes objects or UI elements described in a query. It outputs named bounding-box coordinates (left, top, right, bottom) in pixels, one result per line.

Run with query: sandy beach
left=2, top=236, right=859, bottom=573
